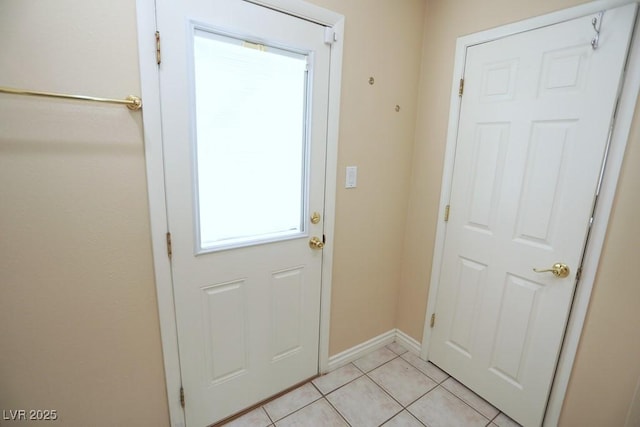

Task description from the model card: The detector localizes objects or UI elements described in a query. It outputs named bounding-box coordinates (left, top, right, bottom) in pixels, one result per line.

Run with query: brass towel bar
left=0, top=86, right=142, bottom=111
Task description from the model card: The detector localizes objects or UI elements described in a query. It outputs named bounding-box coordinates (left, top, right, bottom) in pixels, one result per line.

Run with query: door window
left=193, top=29, right=310, bottom=252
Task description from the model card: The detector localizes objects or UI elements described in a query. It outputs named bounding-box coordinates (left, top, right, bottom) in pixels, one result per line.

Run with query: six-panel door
left=429, top=4, right=637, bottom=426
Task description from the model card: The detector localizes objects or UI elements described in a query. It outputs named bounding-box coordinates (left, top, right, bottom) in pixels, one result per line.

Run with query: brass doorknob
left=309, top=236, right=324, bottom=250
left=533, top=263, right=570, bottom=278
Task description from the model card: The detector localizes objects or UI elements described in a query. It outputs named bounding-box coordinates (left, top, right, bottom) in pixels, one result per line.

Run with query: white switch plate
left=345, top=166, right=357, bottom=188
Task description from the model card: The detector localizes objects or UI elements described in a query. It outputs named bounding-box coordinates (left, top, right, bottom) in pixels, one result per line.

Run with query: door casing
left=135, top=1, right=344, bottom=425
left=421, top=1, right=640, bottom=426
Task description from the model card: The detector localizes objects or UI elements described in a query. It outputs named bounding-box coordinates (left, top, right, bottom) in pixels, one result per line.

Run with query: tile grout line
left=324, top=370, right=406, bottom=427
left=261, top=406, right=275, bottom=425
left=365, top=348, right=494, bottom=426
left=269, top=344, right=494, bottom=427
left=324, top=349, right=406, bottom=426
left=376, top=408, right=407, bottom=427
left=407, top=410, right=428, bottom=427
left=439, top=377, right=505, bottom=423
left=267, top=394, right=325, bottom=425
left=314, top=362, right=365, bottom=396
left=401, top=381, right=440, bottom=410
left=363, top=370, right=405, bottom=410
left=488, top=410, right=502, bottom=426
left=312, top=366, right=357, bottom=426
left=438, top=385, right=492, bottom=425
left=399, top=352, right=452, bottom=385
left=269, top=346, right=404, bottom=425
left=323, top=395, right=354, bottom=426
left=359, top=352, right=433, bottom=425
left=356, top=348, right=446, bottom=412
left=363, top=365, right=431, bottom=427
left=231, top=343, right=507, bottom=426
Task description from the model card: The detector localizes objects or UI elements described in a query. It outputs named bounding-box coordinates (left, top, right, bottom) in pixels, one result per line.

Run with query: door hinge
left=444, top=205, right=450, bottom=222
left=179, top=386, right=185, bottom=408
left=430, top=313, right=436, bottom=328
left=458, top=78, right=464, bottom=97
left=155, top=31, right=162, bottom=65
left=166, top=232, right=172, bottom=259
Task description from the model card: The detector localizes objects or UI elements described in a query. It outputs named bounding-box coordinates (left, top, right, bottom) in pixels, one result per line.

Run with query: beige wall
left=559, top=113, right=640, bottom=425
left=397, top=0, right=640, bottom=424
left=0, top=1, right=169, bottom=426
left=2, top=0, right=639, bottom=425
left=308, top=0, right=426, bottom=355
left=0, top=0, right=426, bottom=425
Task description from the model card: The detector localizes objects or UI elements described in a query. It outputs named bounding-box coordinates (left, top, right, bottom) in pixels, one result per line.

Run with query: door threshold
left=209, top=374, right=320, bottom=427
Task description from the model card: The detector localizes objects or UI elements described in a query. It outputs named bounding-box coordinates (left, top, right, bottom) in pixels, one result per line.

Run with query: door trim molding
left=420, top=1, right=640, bottom=426
left=135, top=1, right=344, bottom=426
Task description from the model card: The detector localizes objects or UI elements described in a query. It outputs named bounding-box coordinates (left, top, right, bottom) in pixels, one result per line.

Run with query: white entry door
left=429, top=4, right=637, bottom=426
left=156, top=1, right=330, bottom=425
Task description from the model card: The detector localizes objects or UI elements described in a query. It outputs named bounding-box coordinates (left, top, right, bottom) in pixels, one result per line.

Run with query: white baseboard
left=395, top=329, right=422, bottom=354
left=326, top=329, right=422, bottom=372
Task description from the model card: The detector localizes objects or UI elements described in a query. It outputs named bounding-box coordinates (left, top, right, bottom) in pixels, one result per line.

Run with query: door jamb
left=135, top=1, right=344, bottom=426
left=420, top=1, right=640, bottom=425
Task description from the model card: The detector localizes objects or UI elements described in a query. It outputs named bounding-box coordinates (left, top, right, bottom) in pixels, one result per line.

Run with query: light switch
left=345, top=166, right=357, bottom=188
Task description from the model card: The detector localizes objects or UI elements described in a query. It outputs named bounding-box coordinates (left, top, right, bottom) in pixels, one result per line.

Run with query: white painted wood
left=244, top=0, right=342, bottom=26
left=237, top=0, right=345, bottom=381
left=134, top=1, right=343, bottom=426
left=422, top=5, right=640, bottom=425
left=326, top=329, right=421, bottom=371
left=158, top=2, right=329, bottom=425
left=425, top=4, right=637, bottom=426
left=137, top=0, right=343, bottom=424
left=396, top=329, right=422, bottom=355
left=134, top=2, right=185, bottom=426
left=201, top=280, right=249, bottom=384
left=270, top=267, right=305, bottom=361
left=317, top=16, right=344, bottom=375
left=422, top=0, right=640, bottom=360
left=327, top=329, right=396, bottom=371
left=546, top=7, right=640, bottom=425
left=239, top=2, right=344, bottom=369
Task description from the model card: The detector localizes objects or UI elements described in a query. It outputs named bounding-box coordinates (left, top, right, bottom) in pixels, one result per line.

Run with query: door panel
left=202, top=280, right=248, bottom=384
left=515, top=120, right=575, bottom=247
left=270, top=266, right=305, bottom=361
left=156, top=1, right=330, bottom=425
left=466, top=123, right=508, bottom=232
left=429, top=4, right=637, bottom=426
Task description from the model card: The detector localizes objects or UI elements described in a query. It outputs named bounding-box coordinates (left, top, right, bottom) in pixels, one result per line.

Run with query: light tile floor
left=222, top=341, right=523, bottom=427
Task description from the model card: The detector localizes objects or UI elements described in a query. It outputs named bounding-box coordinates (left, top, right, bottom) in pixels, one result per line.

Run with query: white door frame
left=420, top=1, right=640, bottom=425
left=134, top=1, right=344, bottom=425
